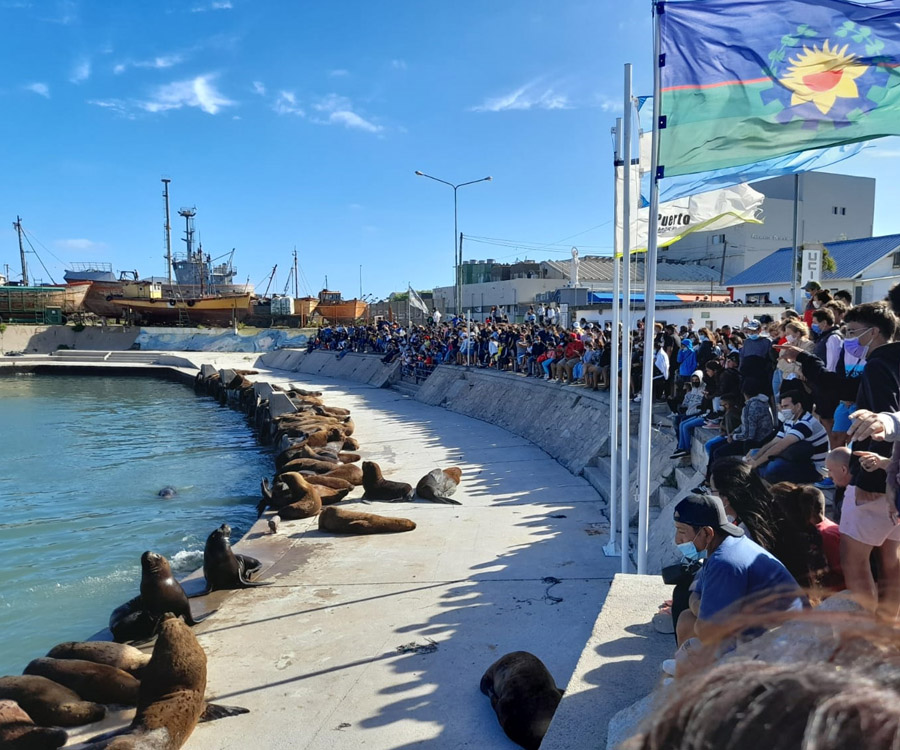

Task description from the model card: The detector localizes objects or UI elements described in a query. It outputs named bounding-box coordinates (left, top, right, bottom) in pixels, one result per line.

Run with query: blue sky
left=2, top=1, right=898, bottom=299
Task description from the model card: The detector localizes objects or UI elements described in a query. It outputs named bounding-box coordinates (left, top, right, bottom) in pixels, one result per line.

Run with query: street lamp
left=415, top=170, right=492, bottom=315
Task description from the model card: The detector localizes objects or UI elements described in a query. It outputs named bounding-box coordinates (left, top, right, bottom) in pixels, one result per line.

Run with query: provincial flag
left=658, top=0, right=900, bottom=177
left=407, top=285, right=429, bottom=313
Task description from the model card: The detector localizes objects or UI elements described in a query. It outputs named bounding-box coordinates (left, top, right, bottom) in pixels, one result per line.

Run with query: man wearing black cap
left=673, top=494, right=804, bottom=647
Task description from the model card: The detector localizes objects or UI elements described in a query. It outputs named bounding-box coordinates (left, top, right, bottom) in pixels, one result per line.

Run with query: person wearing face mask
left=739, top=319, right=775, bottom=397
left=671, top=494, right=804, bottom=655
left=670, top=370, right=710, bottom=459
left=802, top=280, right=821, bottom=327
left=782, top=301, right=900, bottom=618
left=745, top=387, right=828, bottom=485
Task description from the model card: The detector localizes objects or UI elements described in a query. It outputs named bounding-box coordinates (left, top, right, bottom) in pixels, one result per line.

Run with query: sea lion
left=302, top=475, right=353, bottom=491
left=259, top=474, right=322, bottom=519
left=23, top=658, right=139, bottom=706
left=46, top=642, right=150, bottom=678
left=313, top=404, right=351, bottom=417
left=338, top=452, right=361, bottom=464
left=87, top=613, right=246, bottom=750
left=362, top=461, right=414, bottom=502
left=342, top=437, right=360, bottom=451
left=201, top=524, right=271, bottom=593
left=140, top=551, right=208, bottom=628
left=318, top=506, right=416, bottom=535
left=480, top=652, right=563, bottom=750
left=280, top=457, right=337, bottom=475
left=157, top=487, right=177, bottom=499
left=416, top=468, right=463, bottom=505
left=108, top=596, right=156, bottom=644
left=0, top=699, right=67, bottom=750
left=0, top=676, right=105, bottom=728
left=322, top=463, right=363, bottom=486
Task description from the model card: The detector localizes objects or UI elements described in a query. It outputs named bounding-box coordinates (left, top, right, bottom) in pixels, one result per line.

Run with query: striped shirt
left=777, top=412, right=829, bottom=474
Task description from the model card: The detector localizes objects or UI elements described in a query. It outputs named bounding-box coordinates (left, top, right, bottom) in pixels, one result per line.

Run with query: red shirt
left=816, top=518, right=844, bottom=590
left=564, top=340, right=585, bottom=359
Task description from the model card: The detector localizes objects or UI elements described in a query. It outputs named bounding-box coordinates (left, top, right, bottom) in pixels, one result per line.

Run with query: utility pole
left=162, top=179, right=173, bottom=285
left=14, top=216, right=28, bottom=286
left=293, top=246, right=299, bottom=298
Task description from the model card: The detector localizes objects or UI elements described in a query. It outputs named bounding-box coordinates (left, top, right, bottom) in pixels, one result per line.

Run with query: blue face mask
left=747, top=333, right=759, bottom=340
left=676, top=532, right=707, bottom=562
left=844, top=328, right=871, bottom=360
left=811, top=323, right=821, bottom=335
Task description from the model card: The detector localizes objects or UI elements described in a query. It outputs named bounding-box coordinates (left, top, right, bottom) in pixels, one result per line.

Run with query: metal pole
left=604, top=119, right=623, bottom=559
left=15, top=216, right=28, bottom=286
left=454, top=187, right=460, bottom=315
left=791, top=173, right=801, bottom=312
left=635, top=7, right=664, bottom=575
left=620, top=63, right=634, bottom=574
left=162, top=179, right=172, bottom=285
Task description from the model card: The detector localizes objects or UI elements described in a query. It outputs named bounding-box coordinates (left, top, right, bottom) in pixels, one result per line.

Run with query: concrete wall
left=0, top=324, right=139, bottom=354
left=257, top=349, right=400, bottom=388
left=415, top=366, right=610, bottom=475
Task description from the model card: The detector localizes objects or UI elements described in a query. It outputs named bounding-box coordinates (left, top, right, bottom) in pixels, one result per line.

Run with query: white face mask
left=785, top=333, right=797, bottom=344
left=779, top=408, right=794, bottom=423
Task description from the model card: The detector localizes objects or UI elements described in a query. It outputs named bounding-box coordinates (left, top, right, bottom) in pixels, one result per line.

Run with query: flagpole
left=620, top=62, right=634, bottom=574
left=604, top=118, right=623, bottom=559
left=635, top=2, right=663, bottom=575
left=791, top=173, right=801, bottom=311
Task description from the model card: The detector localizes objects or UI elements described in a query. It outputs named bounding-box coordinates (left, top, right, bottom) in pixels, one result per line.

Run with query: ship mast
left=178, top=206, right=197, bottom=293
left=293, top=246, right=299, bottom=298
left=14, top=216, right=28, bottom=286
left=162, top=179, right=173, bottom=285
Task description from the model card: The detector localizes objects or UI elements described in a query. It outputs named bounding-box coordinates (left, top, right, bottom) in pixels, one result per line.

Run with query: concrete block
left=606, top=693, right=655, bottom=750
left=200, top=363, right=217, bottom=379
left=267, top=392, right=296, bottom=419
left=218, top=368, right=237, bottom=385
left=253, top=382, right=274, bottom=400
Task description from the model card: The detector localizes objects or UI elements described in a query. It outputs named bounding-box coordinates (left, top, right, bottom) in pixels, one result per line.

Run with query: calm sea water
left=0, top=373, right=272, bottom=676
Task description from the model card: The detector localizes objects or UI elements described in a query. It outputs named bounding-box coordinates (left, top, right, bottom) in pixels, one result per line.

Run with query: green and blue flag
left=658, top=0, right=900, bottom=177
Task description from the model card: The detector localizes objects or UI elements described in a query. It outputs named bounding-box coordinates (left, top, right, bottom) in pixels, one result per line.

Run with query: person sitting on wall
left=745, top=386, right=829, bottom=485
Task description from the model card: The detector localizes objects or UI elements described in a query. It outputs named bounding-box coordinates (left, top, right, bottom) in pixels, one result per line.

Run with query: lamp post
left=415, top=170, right=492, bottom=315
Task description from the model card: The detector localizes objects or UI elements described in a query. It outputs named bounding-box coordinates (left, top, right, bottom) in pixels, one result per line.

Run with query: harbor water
left=0, top=373, right=271, bottom=676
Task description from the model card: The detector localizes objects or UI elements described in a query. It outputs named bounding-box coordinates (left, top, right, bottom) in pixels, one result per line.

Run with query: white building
left=727, top=234, right=900, bottom=305
left=663, top=172, right=875, bottom=280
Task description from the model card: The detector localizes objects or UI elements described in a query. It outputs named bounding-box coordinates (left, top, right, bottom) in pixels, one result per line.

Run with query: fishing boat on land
left=0, top=281, right=91, bottom=323
left=312, top=289, right=367, bottom=323
left=105, top=280, right=253, bottom=327
left=64, top=263, right=140, bottom=317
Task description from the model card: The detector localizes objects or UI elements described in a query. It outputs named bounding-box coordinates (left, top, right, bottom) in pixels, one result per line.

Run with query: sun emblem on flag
left=780, top=40, right=867, bottom=115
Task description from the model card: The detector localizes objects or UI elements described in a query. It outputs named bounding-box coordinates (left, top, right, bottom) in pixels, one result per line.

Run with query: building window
left=833, top=206, right=847, bottom=215
left=711, top=234, right=725, bottom=245
left=893, top=251, right=900, bottom=269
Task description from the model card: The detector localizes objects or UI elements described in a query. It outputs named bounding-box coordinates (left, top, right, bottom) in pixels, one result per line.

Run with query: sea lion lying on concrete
left=362, top=461, right=414, bottom=502
left=259, top=474, right=322, bottom=519
left=46, top=642, right=150, bottom=679
left=0, top=699, right=67, bottom=749
left=201, top=524, right=271, bottom=593
left=86, top=613, right=247, bottom=750
left=318, top=506, right=416, bottom=535
left=280, top=457, right=338, bottom=475
left=0, top=676, right=105, bottom=728
left=109, top=596, right=156, bottom=644
left=480, top=651, right=563, bottom=750
left=343, top=437, right=360, bottom=451
left=416, top=468, right=462, bottom=505
left=24, top=658, right=139, bottom=706
left=302, top=474, right=354, bottom=491
left=322, top=463, right=363, bottom=486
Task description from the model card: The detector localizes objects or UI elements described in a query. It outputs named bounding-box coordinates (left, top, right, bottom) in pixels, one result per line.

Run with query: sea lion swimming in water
left=480, top=651, right=563, bottom=750
left=201, top=524, right=271, bottom=593
left=0, top=676, right=105, bottom=728
left=318, top=506, right=416, bottom=535
left=157, top=487, right=177, bottom=499
left=415, top=468, right=463, bottom=505
left=361, top=461, right=414, bottom=502
left=24, top=658, right=139, bottom=706
left=86, top=613, right=247, bottom=750
left=0, top=699, right=68, bottom=749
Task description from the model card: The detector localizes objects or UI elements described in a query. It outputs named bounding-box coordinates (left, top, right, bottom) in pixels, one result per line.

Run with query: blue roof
left=589, top=292, right=682, bottom=304
left=727, top=234, right=900, bottom=287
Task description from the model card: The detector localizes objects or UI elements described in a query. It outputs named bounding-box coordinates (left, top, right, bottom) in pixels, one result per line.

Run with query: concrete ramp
left=257, top=349, right=399, bottom=387
left=416, top=367, right=611, bottom=475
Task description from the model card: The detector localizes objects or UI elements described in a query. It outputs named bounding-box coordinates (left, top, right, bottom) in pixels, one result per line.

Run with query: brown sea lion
left=318, top=506, right=416, bottom=535
left=0, top=699, right=67, bottom=750
left=362, top=461, right=414, bottom=502
left=46, top=642, right=150, bottom=678
left=280, top=457, right=337, bottom=475
left=302, top=475, right=353, bottom=491
left=416, top=468, right=463, bottom=505
left=23, top=658, right=139, bottom=706
left=88, top=613, right=246, bottom=750
left=313, top=404, right=351, bottom=417
left=342, top=436, right=360, bottom=451
left=0, top=676, right=105, bottom=728
left=480, top=652, right=563, bottom=750
left=201, top=524, right=271, bottom=593
left=338, top=452, right=361, bottom=464
left=322, top=463, right=363, bottom=486
left=140, top=551, right=209, bottom=628
left=259, top=474, right=322, bottom=519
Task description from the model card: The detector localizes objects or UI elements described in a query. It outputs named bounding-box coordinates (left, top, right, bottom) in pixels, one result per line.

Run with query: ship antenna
left=162, top=178, right=172, bottom=285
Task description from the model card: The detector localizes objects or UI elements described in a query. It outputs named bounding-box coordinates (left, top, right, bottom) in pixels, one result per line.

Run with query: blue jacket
left=677, top=343, right=697, bottom=376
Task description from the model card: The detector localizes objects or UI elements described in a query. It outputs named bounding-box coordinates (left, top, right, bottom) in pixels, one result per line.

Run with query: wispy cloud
left=42, top=0, right=77, bottom=24
left=24, top=82, right=50, bottom=98
left=88, top=99, right=134, bottom=118
left=1, top=1, right=32, bottom=8
left=251, top=80, right=266, bottom=95
left=55, top=238, right=106, bottom=251
left=312, top=94, right=382, bottom=133
left=390, top=59, right=407, bottom=70
left=273, top=90, right=304, bottom=116
left=191, top=0, right=231, bottom=11
left=114, top=53, right=184, bottom=75
left=329, top=69, right=349, bottom=78
left=69, top=57, right=91, bottom=84
left=471, top=80, right=571, bottom=112
left=139, top=74, right=235, bottom=115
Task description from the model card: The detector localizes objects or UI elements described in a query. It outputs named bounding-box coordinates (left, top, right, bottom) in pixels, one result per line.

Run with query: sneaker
left=670, top=450, right=689, bottom=460
left=661, top=659, right=678, bottom=677
left=633, top=394, right=642, bottom=403
left=814, top=477, right=835, bottom=490
left=693, top=483, right=712, bottom=495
